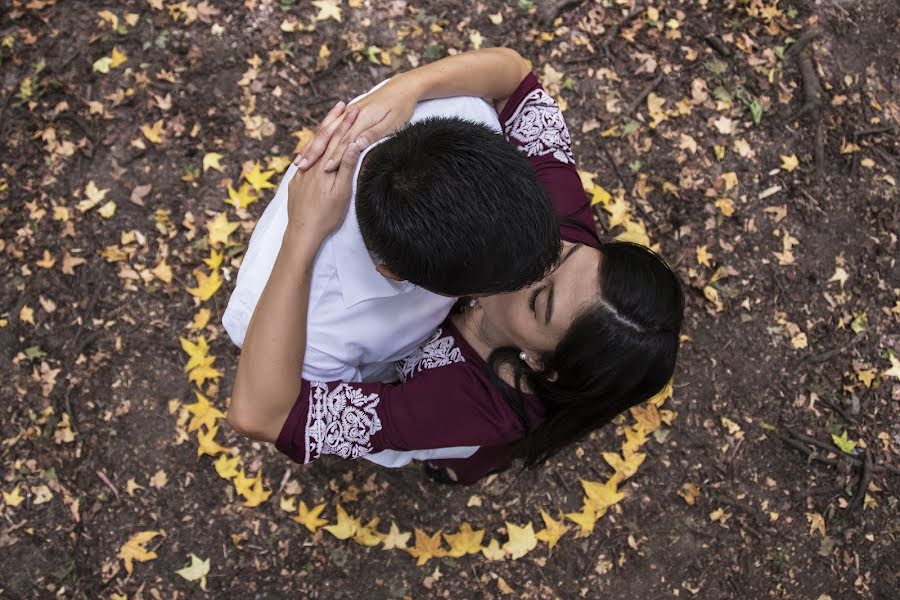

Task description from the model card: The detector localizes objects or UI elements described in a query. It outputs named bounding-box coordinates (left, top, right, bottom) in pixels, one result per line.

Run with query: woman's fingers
left=293, top=100, right=347, bottom=169
left=322, top=109, right=391, bottom=172
left=321, top=104, right=361, bottom=172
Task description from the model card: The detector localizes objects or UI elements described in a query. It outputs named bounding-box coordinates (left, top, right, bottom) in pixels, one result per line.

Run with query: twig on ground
left=96, top=470, right=120, bottom=501
left=850, top=449, right=872, bottom=507
left=703, top=35, right=732, bottom=57
left=623, top=73, right=664, bottom=118
left=791, top=29, right=825, bottom=182
left=598, top=6, right=645, bottom=48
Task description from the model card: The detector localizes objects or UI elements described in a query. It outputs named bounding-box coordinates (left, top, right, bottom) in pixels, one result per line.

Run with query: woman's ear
left=521, top=353, right=558, bottom=382
left=375, top=263, right=405, bottom=281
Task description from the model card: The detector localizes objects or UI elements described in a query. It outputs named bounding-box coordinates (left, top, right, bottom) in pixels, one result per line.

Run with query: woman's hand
left=287, top=104, right=362, bottom=238
left=294, top=74, right=420, bottom=172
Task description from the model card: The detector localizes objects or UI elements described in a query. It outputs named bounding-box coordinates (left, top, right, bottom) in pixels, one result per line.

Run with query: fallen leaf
left=406, top=528, right=446, bottom=565
left=311, top=0, right=342, bottom=22
left=3, top=485, right=25, bottom=507
left=118, top=530, right=164, bottom=574
left=534, top=509, right=571, bottom=550
left=780, top=154, right=799, bottom=172
left=175, top=554, right=210, bottom=590
left=444, top=522, right=484, bottom=557
left=324, top=504, right=360, bottom=539
left=293, top=501, right=329, bottom=533
left=203, top=152, right=224, bottom=173
left=381, top=521, right=412, bottom=549
left=806, top=512, right=826, bottom=537
left=480, top=538, right=506, bottom=560
left=831, top=430, right=857, bottom=455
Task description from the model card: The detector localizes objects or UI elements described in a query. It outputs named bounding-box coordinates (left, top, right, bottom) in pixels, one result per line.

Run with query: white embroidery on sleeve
left=396, top=328, right=465, bottom=383
left=504, top=87, right=574, bottom=164
left=305, top=382, right=382, bottom=463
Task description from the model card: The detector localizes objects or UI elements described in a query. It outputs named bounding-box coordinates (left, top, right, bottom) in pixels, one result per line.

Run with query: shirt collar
left=334, top=137, right=415, bottom=308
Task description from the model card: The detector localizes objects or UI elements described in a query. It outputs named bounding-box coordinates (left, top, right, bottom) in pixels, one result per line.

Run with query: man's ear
left=375, top=263, right=405, bottom=281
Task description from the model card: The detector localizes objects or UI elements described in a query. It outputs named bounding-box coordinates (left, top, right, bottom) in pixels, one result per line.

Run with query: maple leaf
left=176, top=553, right=210, bottom=590
left=186, top=267, right=223, bottom=301
left=831, top=430, right=858, bottom=455
left=180, top=335, right=210, bottom=372
left=630, top=403, right=662, bottom=433
left=238, top=471, right=271, bottom=508
left=279, top=495, right=297, bottom=513
left=141, top=120, right=164, bottom=144
left=443, top=522, right=484, bottom=557
left=780, top=154, right=799, bottom=172
left=381, top=521, right=411, bottom=549
left=291, top=128, right=315, bottom=154
left=226, top=182, right=259, bottom=209
left=243, top=162, right=276, bottom=192
left=196, top=424, right=229, bottom=458
left=36, top=249, right=55, bottom=269
left=591, top=184, right=612, bottom=206
left=603, top=193, right=630, bottom=228
left=806, top=512, right=826, bottom=537
left=117, top=530, right=164, bottom=574
left=78, top=180, right=109, bottom=212
left=110, top=47, right=127, bottom=68
left=324, top=504, right=360, bottom=539
left=3, top=485, right=25, bottom=507
left=213, top=454, right=240, bottom=480
left=480, top=538, right=506, bottom=560
left=534, top=509, right=570, bottom=550
left=582, top=478, right=624, bottom=515
left=184, top=390, right=225, bottom=432
left=207, top=212, right=239, bottom=247
left=19, top=305, right=35, bottom=325
left=293, top=501, right=329, bottom=533
left=503, top=521, right=537, bottom=560
left=406, top=529, right=446, bottom=566
left=203, top=248, right=224, bottom=271
left=93, top=56, right=113, bottom=73
left=828, top=266, right=849, bottom=288
left=202, top=152, right=224, bottom=173
left=565, top=502, right=599, bottom=538
left=603, top=451, right=646, bottom=482
left=311, top=0, right=342, bottom=22
left=190, top=308, right=212, bottom=331
left=696, top=245, right=713, bottom=267
left=882, top=353, right=900, bottom=380
left=622, top=425, right=650, bottom=455
left=187, top=357, right=222, bottom=387
left=151, top=258, right=172, bottom=283
left=267, top=155, right=292, bottom=173
left=354, top=517, right=385, bottom=547
left=646, top=92, right=667, bottom=128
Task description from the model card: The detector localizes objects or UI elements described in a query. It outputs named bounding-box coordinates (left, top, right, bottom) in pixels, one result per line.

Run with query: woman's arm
left=226, top=105, right=362, bottom=442
left=295, top=47, right=531, bottom=171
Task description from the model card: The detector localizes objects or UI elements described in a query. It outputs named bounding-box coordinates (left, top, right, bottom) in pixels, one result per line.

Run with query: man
left=222, top=77, right=559, bottom=396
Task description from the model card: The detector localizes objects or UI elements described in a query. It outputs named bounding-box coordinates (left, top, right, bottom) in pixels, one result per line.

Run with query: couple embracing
left=222, top=48, right=684, bottom=485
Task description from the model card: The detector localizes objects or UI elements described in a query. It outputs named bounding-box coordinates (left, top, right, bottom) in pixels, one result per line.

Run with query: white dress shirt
left=222, top=88, right=501, bottom=465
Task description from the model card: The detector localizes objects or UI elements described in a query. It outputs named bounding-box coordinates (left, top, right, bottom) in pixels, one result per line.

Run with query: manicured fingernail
left=355, top=136, right=368, bottom=148
left=298, top=157, right=308, bottom=169
left=324, top=160, right=335, bottom=171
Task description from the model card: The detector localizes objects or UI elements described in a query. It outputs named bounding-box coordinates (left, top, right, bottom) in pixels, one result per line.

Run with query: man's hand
left=294, top=75, right=419, bottom=172
left=286, top=104, right=362, bottom=238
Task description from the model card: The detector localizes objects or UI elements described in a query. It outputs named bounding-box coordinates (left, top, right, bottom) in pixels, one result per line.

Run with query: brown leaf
left=130, top=184, right=152, bottom=206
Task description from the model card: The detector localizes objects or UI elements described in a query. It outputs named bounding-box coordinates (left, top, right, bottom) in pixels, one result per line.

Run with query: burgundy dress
left=275, top=73, right=600, bottom=484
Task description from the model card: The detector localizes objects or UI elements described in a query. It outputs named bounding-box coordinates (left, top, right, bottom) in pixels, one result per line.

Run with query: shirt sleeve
left=275, top=364, right=526, bottom=465
left=499, top=73, right=600, bottom=248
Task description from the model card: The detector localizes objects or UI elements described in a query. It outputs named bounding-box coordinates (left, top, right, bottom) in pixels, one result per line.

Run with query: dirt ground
left=1, top=0, right=898, bottom=598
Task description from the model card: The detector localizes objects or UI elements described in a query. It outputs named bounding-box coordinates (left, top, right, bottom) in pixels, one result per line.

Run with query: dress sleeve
left=499, top=73, right=600, bottom=248
left=275, top=364, right=526, bottom=465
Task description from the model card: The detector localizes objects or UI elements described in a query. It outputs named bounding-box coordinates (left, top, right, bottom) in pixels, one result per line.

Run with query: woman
left=227, top=49, right=684, bottom=484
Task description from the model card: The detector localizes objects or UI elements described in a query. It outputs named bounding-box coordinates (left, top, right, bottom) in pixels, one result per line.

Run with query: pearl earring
left=468, top=298, right=477, bottom=308
left=519, top=351, right=528, bottom=362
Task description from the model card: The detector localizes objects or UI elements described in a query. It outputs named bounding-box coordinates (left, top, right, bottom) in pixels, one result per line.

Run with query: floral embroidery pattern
left=504, top=87, right=574, bottom=164
left=396, top=328, right=465, bottom=382
left=305, top=382, right=382, bottom=463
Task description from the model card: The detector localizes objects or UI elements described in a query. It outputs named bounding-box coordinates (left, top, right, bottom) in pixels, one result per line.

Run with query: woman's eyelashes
left=528, top=286, right=543, bottom=317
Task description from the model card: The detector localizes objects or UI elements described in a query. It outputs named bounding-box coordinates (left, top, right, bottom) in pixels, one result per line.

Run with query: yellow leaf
left=615, top=218, right=652, bottom=248
left=582, top=478, right=624, bottom=515
left=186, top=268, right=223, bottom=302
left=97, top=10, right=119, bottom=29
left=406, top=528, right=446, bottom=565
left=630, top=402, right=662, bottom=433
left=497, top=576, right=514, bottom=594
left=79, top=180, right=109, bottom=212
left=534, top=509, right=570, bottom=550
left=243, top=162, right=276, bottom=192
left=291, top=128, right=316, bottom=154
left=180, top=335, right=210, bottom=372
left=577, top=169, right=597, bottom=191
left=882, top=353, right=900, bottom=380
left=696, top=244, right=713, bottom=267
left=3, top=485, right=25, bottom=507
left=381, top=521, right=412, bottom=549
left=311, top=0, right=342, bottom=22
left=207, top=212, right=239, bottom=247
left=141, top=120, right=164, bottom=144
left=443, top=522, right=484, bottom=557
left=226, top=182, right=259, bottom=209
left=648, top=379, right=673, bottom=407
left=238, top=470, right=271, bottom=508
left=715, top=198, right=735, bottom=217
left=831, top=430, right=857, bottom=455
left=319, top=43, right=331, bottom=59
left=184, top=390, right=225, bottom=432
left=503, top=521, right=537, bottom=560
left=806, top=512, right=826, bottom=537
left=190, top=308, right=212, bottom=331
left=175, top=554, right=209, bottom=591
left=96, top=200, right=116, bottom=219
left=187, top=358, right=222, bottom=387
left=780, top=154, right=799, bottom=172
left=565, top=502, right=599, bottom=538
left=622, top=425, right=649, bottom=455
left=293, top=501, right=329, bottom=533
left=213, top=454, right=240, bottom=480
left=678, top=482, right=701, bottom=505
left=203, top=248, right=224, bottom=271
left=203, top=152, right=224, bottom=173
left=267, top=155, right=292, bottom=173
left=480, top=538, right=506, bottom=560
left=469, top=30, right=484, bottom=50
left=279, top=495, right=297, bottom=513
left=602, top=451, right=646, bottom=482
left=603, top=193, right=630, bottom=229
left=646, top=92, right=667, bottom=128
left=354, top=517, right=385, bottom=547
left=324, top=504, right=360, bottom=540
left=196, top=424, right=229, bottom=458
left=19, top=304, right=35, bottom=325
left=117, top=530, right=164, bottom=574
left=704, top=285, right=724, bottom=312
left=110, top=47, right=127, bottom=68
left=36, top=249, right=55, bottom=269
left=591, top=185, right=612, bottom=206
left=151, top=258, right=172, bottom=283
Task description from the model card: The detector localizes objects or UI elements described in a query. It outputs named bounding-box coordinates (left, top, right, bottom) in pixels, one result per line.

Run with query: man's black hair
left=355, top=116, right=561, bottom=296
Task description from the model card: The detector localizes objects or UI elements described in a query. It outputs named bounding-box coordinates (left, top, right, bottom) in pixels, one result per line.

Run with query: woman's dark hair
left=356, top=116, right=561, bottom=296
left=489, top=240, right=685, bottom=468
